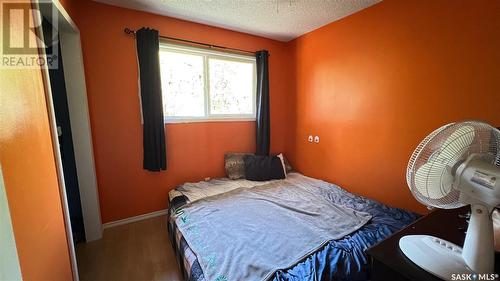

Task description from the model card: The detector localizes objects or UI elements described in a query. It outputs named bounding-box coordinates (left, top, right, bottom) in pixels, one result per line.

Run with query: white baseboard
left=102, top=209, right=168, bottom=229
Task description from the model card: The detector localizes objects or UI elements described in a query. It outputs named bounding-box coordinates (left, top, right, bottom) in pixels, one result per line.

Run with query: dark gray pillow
left=243, top=155, right=286, bottom=181
left=224, top=153, right=253, bottom=179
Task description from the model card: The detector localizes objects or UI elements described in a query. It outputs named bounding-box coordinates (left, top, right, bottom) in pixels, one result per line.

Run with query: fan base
left=399, top=235, right=474, bottom=280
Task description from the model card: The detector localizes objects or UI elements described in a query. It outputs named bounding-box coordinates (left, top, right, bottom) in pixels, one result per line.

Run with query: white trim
left=204, top=54, right=210, bottom=117
left=50, top=0, right=78, bottom=33
left=165, top=117, right=255, bottom=124
left=59, top=31, right=103, bottom=242
left=44, top=0, right=103, bottom=243
left=37, top=3, right=103, bottom=281
left=34, top=3, right=79, bottom=281
left=102, top=209, right=168, bottom=229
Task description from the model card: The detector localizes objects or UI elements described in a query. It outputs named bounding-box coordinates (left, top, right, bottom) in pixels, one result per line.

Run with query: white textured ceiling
left=93, top=0, right=381, bottom=42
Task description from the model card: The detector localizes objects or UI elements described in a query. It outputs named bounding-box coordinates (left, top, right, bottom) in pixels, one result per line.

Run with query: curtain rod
left=124, top=28, right=263, bottom=56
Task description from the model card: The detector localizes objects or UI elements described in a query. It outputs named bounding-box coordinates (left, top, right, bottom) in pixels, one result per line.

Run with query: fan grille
left=406, top=121, right=500, bottom=209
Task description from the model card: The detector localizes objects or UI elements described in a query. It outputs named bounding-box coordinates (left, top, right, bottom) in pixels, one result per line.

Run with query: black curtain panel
left=255, top=50, right=270, bottom=156
left=136, top=28, right=166, bottom=171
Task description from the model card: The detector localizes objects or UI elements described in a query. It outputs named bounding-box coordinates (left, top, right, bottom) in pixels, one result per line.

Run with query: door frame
left=36, top=0, right=103, bottom=279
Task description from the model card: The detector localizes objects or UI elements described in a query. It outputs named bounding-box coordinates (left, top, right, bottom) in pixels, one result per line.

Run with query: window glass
left=159, top=51, right=205, bottom=117
left=208, top=58, right=254, bottom=115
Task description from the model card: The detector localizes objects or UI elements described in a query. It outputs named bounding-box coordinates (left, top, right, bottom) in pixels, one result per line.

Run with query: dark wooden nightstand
left=366, top=206, right=500, bottom=281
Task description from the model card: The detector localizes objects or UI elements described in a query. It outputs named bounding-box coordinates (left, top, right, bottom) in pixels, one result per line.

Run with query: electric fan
left=401, top=121, right=500, bottom=279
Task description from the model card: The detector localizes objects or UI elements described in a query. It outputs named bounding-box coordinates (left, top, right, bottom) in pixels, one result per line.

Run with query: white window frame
left=159, top=42, right=257, bottom=123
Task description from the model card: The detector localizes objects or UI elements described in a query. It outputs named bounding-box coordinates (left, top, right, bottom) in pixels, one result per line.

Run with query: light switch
left=314, top=136, right=320, bottom=143
left=308, top=135, right=313, bottom=142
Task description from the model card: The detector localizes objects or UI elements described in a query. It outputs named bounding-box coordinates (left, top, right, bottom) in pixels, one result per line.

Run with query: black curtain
left=136, top=28, right=166, bottom=171
left=255, top=50, right=270, bottom=156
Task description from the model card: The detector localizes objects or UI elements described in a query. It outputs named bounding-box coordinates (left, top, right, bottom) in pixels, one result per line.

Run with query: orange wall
left=67, top=1, right=291, bottom=223
left=0, top=7, right=73, bottom=281
left=286, top=0, right=500, bottom=213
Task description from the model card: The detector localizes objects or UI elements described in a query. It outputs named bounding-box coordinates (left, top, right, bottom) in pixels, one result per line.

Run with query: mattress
left=167, top=173, right=418, bottom=281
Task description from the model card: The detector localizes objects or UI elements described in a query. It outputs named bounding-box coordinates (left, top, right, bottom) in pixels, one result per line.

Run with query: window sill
left=164, top=118, right=256, bottom=124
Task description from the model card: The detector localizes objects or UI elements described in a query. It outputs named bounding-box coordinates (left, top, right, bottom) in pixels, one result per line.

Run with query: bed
left=167, top=172, right=418, bottom=281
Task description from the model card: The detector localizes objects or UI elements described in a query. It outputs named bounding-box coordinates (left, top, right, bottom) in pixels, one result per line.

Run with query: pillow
left=243, top=155, right=286, bottom=181
left=224, top=153, right=253, bottom=179
left=282, top=155, right=293, bottom=173
left=277, top=153, right=287, bottom=177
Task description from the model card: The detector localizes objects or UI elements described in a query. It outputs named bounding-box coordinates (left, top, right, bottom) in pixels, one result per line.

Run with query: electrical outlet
left=314, top=136, right=320, bottom=143
left=308, top=135, right=313, bottom=142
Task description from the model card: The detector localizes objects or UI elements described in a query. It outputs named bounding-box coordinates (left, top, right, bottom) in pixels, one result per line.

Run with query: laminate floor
left=76, top=216, right=183, bottom=281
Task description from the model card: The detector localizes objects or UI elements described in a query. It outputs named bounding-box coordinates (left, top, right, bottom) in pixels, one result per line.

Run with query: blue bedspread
left=168, top=176, right=419, bottom=281
left=271, top=188, right=418, bottom=281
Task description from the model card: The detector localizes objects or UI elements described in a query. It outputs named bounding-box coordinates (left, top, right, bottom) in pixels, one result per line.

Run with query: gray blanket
left=174, top=177, right=371, bottom=281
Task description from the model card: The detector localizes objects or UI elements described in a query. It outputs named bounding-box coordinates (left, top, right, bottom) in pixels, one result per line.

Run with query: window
left=159, top=43, right=256, bottom=123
